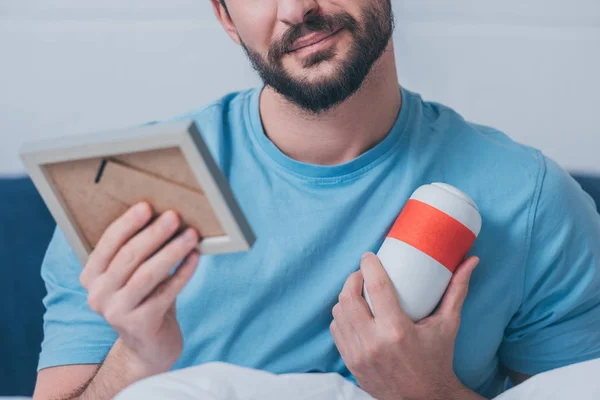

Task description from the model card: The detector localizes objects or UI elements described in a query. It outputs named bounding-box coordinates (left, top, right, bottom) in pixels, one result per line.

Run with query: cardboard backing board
left=20, top=119, right=255, bottom=266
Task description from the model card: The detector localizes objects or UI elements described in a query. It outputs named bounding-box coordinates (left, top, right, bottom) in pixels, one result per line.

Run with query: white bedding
left=115, top=358, right=600, bottom=400
left=6, top=358, right=598, bottom=400
left=494, top=358, right=600, bottom=400
left=115, top=362, right=374, bottom=400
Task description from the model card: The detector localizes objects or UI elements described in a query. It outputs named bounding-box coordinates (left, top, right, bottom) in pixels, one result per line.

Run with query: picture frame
left=20, top=119, right=256, bottom=266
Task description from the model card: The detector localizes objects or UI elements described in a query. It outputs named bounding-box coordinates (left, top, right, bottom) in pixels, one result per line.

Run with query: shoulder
left=530, top=154, right=599, bottom=245
left=404, top=89, right=546, bottom=202
left=168, top=88, right=256, bottom=132
left=536, top=156, right=597, bottom=212
left=408, top=89, right=543, bottom=171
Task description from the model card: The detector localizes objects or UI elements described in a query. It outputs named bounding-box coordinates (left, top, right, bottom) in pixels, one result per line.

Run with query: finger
left=331, top=302, right=362, bottom=349
left=435, top=256, right=479, bottom=321
left=115, top=228, right=199, bottom=311
left=360, top=252, right=412, bottom=326
left=330, top=320, right=352, bottom=361
left=101, top=210, right=182, bottom=294
left=80, top=202, right=152, bottom=289
left=134, top=249, right=200, bottom=318
left=338, top=271, right=374, bottom=335
left=330, top=315, right=361, bottom=365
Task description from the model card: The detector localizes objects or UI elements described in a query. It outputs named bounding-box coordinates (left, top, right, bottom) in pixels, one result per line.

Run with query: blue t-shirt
left=38, top=86, right=600, bottom=398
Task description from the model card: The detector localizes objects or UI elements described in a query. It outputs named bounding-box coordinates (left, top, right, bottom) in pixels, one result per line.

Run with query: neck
left=259, top=42, right=402, bottom=166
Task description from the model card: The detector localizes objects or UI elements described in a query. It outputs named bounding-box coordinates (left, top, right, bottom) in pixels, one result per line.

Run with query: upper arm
left=33, top=364, right=99, bottom=400
left=499, top=156, right=600, bottom=375
left=37, top=227, right=116, bottom=373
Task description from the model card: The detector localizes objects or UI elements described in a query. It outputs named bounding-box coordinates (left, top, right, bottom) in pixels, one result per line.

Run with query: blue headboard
left=0, top=173, right=599, bottom=396
left=0, top=177, right=55, bottom=396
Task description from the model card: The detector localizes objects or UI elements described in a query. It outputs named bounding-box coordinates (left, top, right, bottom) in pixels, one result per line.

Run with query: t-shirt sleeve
left=37, top=226, right=118, bottom=371
left=499, top=155, right=600, bottom=375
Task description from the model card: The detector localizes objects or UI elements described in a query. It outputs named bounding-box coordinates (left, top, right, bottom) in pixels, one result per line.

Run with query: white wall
left=1, top=0, right=599, bottom=176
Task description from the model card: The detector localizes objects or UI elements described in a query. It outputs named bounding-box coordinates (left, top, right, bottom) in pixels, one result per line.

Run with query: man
left=33, top=1, right=600, bottom=399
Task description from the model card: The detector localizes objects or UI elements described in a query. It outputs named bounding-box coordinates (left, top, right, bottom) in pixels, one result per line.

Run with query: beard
left=240, top=1, right=394, bottom=114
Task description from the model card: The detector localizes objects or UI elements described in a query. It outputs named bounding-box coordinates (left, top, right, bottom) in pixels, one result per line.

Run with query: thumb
left=436, top=256, right=479, bottom=322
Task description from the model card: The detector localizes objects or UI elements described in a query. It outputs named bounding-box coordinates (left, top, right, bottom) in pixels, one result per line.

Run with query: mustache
left=268, top=13, right=359, bottom=64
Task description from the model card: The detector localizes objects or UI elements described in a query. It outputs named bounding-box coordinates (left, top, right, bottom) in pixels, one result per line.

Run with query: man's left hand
left=331, top=252, right=484, bottom=400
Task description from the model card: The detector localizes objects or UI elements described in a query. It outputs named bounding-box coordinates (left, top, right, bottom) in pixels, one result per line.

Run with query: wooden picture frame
left=20, top=119, right=256, bottom=266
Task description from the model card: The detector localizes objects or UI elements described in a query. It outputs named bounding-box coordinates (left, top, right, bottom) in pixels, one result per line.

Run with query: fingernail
left=161, top=211, right=177, bottom=228
left=181, top=229, right=197, bottom=244
left=135, top=202, right=149, bottom=217
left=361, top=252, right=371, bottom=262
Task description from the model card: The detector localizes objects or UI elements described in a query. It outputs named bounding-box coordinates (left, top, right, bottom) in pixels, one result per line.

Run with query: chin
left=300, top=65, right=340, bottom=84
left=286, top=56, right=345, bottom=82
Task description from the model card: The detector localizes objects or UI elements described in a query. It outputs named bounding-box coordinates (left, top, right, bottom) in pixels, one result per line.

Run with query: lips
left=287, top=28, right=343, bottom=53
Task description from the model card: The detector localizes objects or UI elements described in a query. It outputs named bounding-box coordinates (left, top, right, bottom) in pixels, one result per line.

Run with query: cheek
left=228, top=0, right=279, bottom=54
left=323, top=0, right=364, bottom=20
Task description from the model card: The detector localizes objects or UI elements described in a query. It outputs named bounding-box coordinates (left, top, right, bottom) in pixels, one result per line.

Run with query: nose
left=277, top=0, right=320, bottom=25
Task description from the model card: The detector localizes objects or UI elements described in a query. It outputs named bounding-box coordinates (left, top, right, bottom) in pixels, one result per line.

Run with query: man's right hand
left=79, top=201, right=200, bottom=377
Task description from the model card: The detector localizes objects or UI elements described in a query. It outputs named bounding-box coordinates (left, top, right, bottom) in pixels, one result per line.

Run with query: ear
left=210, top=0, right=242, bottom=45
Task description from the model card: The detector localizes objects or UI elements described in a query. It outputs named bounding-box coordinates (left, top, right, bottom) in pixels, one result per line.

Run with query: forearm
left=67, top=339, right=165, bottom=400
